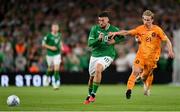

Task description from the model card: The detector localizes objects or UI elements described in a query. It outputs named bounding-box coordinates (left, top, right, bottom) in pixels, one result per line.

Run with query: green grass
left=0, top=85, right=180, bottom=111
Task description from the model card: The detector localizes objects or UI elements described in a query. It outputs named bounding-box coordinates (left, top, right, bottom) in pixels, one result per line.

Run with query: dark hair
left=98, top=11, right=109, bottom=18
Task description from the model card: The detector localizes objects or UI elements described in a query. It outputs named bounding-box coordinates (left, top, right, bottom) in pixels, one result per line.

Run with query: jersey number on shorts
left=104, top=57, right=110, bottom=63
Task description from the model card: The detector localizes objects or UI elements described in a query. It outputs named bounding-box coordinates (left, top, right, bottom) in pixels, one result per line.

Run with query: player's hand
left=108, top=32, right=116, bottom=39
left=107, top=38, right=115, bottom=45
left=50, top=46, right=57, bottom=51
left=98, top=33, right=104, bottom=41
left=168, top=50, right=175, bottom=58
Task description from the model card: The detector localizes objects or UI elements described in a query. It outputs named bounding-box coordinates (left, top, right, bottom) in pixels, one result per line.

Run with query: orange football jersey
left=129, top=25, right=168, bottom=61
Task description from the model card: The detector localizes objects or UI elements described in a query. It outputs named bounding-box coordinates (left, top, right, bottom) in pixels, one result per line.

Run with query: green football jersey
left=88, top=24, right=124, bottom=59
left=42, top=32, right=62, bottom=56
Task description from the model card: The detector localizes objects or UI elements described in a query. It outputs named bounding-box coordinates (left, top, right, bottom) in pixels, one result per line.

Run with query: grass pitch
left=0, top=85, right=180, bottom=111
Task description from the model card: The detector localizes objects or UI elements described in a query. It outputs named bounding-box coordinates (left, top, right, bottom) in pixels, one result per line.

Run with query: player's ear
left=106, top=17, right=109, bottom=22
left=151, top=16, right=154, bottom=22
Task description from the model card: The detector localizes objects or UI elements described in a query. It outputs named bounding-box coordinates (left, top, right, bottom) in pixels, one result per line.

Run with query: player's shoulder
left=110, top=25, right=119, bottom=31
left=46, top=32, right=52, bottom=37
left=92, top=25, right=99, bottom=29
left=90, top=25, right=100, bottom=32
left=58, top=32, right=62, bottom=36
left=136, top=25, right=144, bottom=30
left=153, top=25, right=163, bottom=31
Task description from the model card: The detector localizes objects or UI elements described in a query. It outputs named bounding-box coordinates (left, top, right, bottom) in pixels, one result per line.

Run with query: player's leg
left=126, top=66, right=143, bottom=99
left=142, top=60, right=156, bottom=96
left=83, top=76, right=94, bottom=104
left=143, top=68, right=154, bottom=96
left=44, top=56, right=53, bottom=86
left=83, top=56, right=96, bottom=104
left=84, top=56, right=113, bottom=103
left=52, top=54, right=61, bottom=90
left=89, top=56, right=113, bottom=102
left=89, top=63, right=103, bottom=102
left=144, top=61, right=157, bottom=95
left=126, top=58, right=143, bottom=99
left=146, top=72, right=154, bottom=95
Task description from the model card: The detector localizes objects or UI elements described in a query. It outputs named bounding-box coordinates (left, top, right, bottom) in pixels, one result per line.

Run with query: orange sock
left=145, top=74, right=154, bottom=89
left=127, top=73, right=136, bottom=90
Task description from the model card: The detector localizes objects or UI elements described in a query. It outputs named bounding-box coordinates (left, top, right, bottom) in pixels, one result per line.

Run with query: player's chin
left=100, top=24, right=106, bottom=28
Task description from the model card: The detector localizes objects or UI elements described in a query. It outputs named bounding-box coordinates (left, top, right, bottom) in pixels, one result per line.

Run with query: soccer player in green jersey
left=42, top=23, right=62, bottom=90
left=83, top=11, right=124, bottom=104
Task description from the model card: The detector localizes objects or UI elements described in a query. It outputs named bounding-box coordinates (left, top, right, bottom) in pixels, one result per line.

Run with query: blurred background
left=0, top=0, right=180, bottom=85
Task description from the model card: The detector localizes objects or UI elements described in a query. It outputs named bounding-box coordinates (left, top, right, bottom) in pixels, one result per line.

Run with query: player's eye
left=98, top=19, right=104, bottom=22
left=143, top=18, right=151, bottom=21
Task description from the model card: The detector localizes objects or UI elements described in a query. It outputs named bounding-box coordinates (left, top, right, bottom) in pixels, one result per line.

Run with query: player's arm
left=164, top=37, right=174, bottom=58
left=158, top=28, right=174, bottom=58
left=42, top=43, right=57, bottom=51
left=109, top=29, right=137, bottom=39
left=88, top=26, right=102, bottom=47
left=59, top=33, right=63, bottom=51
left=112, top=30, right=130, bottom=36
left=42, top=36, right=57, bottom=51
left=108, top=27, right=125, bottom=45
left=60, top=41, right=63, bottom=49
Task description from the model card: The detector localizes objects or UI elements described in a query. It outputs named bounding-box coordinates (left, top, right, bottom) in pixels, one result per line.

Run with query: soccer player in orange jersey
left=109, top=10, right=174, bottom=99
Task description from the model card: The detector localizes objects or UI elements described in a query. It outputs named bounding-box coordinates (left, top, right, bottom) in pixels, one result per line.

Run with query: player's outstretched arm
left=108, top=30, right=129, bottom=39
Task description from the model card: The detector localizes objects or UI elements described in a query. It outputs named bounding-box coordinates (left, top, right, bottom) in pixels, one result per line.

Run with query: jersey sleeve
left=88, top=26, right=101, bottom=47
left=128, top=28, right=138, bottom=36
left=157, top=27, right=168, bottom=41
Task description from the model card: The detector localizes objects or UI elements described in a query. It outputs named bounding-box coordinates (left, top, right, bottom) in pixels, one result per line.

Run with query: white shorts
left=46, top=54, right=61, bottom=67
left=89, top=56, right=113, bottom=76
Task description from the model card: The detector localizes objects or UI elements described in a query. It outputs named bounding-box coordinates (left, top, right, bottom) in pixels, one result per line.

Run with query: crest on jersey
left=152, top=32, right=156, bottom=37
left=55, top=38, right=59, bottom=44
left=135, top=59, right=140, bottom=64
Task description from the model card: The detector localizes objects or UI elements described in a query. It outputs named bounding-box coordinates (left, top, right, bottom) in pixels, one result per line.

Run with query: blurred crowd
left=0, top=0, right=179, bottom=73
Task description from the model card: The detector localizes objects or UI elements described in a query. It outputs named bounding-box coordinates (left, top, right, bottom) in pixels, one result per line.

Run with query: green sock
left=46, top=70, right=53, bottom=76
left=54, top=71, right=60, bottom=82
left=91, top=82, right=100, bottom=95
left=88, top=85, right=93, bottom=96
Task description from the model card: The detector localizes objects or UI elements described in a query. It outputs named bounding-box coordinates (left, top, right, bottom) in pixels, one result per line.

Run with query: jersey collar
left=105, top=23, right=110, bottom=30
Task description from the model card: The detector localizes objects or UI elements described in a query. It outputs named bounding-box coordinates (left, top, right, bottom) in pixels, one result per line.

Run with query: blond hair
left=143, top=10, right=154, bottom=19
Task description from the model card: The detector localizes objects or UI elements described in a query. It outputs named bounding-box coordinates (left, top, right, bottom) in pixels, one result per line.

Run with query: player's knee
left=133, top=71, right=139, bottom=77
left=54, top=65, right=60, bottom=71
left=95, top=64, right=103, bottom=74
left=133, top=67, right=142, bottom=76
left=141, top=75, right=148, bottom=81
left=95, top=69, right=101, bottom=75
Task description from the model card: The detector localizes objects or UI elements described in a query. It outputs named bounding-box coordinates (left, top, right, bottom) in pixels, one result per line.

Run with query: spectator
left=115, top=50, right=128, bottom=72
left=126, top=47, right=136, bottom=69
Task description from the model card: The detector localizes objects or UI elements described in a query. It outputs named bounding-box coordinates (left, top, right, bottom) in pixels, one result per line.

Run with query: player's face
left=142, top=15, right=153, bottom=27
left=51, top=25, right=59, bottom=33
left=98, top=17, right=109, bottom=28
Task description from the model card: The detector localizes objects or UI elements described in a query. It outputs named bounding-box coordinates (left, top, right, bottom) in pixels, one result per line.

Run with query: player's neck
left=101, top=23, right=110, bottom=30
left=51, top=32, right=58, bottom=36
left=145, top=24, right=153, bottom=30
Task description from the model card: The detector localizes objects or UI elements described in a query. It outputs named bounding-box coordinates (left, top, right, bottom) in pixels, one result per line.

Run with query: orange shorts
left=133, top=56, right=157, bottom=78
left=133, top=55, right=157, bottom=70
